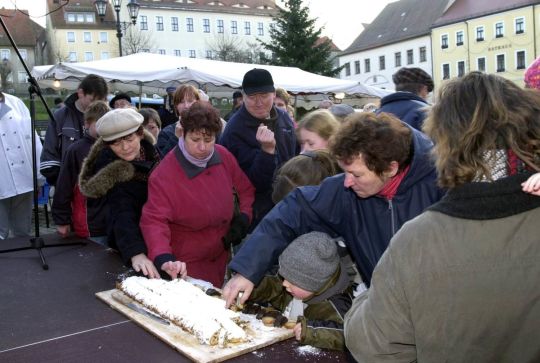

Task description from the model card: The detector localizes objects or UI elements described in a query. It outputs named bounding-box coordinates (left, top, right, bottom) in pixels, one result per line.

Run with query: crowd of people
left=2, top=59, right=539, bottom=361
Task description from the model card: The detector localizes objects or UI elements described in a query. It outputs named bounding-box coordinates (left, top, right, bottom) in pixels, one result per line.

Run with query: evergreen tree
left=260, top=0, right=341, bottom=77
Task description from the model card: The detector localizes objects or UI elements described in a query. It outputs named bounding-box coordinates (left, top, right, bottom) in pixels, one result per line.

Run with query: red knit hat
left=524, top=56, right=540, bottom=89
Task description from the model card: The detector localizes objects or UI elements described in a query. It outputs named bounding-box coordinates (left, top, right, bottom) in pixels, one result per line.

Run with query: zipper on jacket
left=388, top=199, right=396, bottom=235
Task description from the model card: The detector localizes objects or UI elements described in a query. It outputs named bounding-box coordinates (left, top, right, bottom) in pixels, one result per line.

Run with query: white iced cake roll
left=119, top=276, right=248, bottom=346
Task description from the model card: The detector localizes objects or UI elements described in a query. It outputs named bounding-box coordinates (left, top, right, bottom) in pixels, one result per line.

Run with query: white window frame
left=187, top=18, right=194, bottom=32
left=156, top=16, right=164, bottom=31
left=515, top=49, right=526, bottom=70
left=84, top=52, right=94, bottom=62
left=171, top=17, right=179, bottom=32
left=67, top=32, right=75, bottom=43
left=231, top=20, right=238, bottom=34
left=477, top=56, right=486, bottom=72
left=158, top=49, right=166, bottom=55
left=258, top=22, right=264, bottom=36
left=18, top=71, right=28, bottom=83
left=101, top=51, right=109, bottom=60
left=514, top=17, right=525, bottom=34
left=442, top=63, right=450, bottom=79
left=140, top=15, right=148, bottom=30
left=244, top=21, right=251, bottom=35
left=203, top=19, right=210, bottom=33
left=99, top=32, right=108, bottom=43
left=364, top=58, right=371, bottom=73
left=419, top=47, right=426, bottom=62
left=189, top=50, right=196, bottom=58
left=355, top=60, right=361, bottom=74
left=495, top=21, right=504, bottom=38
left=217, top=19, right=224, bottom=33
left=174, top=49, right=181, bottom=57
left=68, top=52, right=77, bottom=62
left=456, top=30, right=464, bottom=46
left=495, top=53, right=506, bottom=72
left=406, top=49, right=414, bottom=64
left=476, top=25, right=485, bottom=41
left=441, top=33, right=449, bottom=49
left=456, top=60, right=466, bottom=77
left=19, top=49, right=27, bottom=60
left=0, top=49, right=10, bottom=60
left=83, top=31, right=92, bottom=43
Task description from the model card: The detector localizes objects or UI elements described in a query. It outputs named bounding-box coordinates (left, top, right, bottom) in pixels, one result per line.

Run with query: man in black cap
left=377, top=67, right=434, bottom=131
left=219, top=68, right=298, bottom=230
left=109, top=93, right=132, bottom=109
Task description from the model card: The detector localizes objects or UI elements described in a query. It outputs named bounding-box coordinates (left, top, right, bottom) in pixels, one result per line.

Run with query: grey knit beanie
left=278, top=231, right=339, bottom=292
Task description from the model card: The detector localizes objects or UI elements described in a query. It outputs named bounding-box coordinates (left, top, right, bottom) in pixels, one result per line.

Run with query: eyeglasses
left=105, top=132, right=138, bottom=146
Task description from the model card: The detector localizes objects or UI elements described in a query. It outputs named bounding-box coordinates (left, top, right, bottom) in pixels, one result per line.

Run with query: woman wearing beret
left=140, top=101, right=255, bottom=287
left=79, top=108, right=160, bottom=278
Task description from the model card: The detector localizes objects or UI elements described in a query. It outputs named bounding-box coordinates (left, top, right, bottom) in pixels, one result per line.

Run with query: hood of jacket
left=79, top=130, right=157, bottom=199
left=380, top=91, right=427, bottom=106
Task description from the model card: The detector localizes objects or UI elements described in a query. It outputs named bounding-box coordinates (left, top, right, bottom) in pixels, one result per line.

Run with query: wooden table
left=0, top=234, right=350, bottom=362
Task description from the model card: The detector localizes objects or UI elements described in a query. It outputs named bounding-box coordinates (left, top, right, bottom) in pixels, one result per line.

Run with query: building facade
left=0, top=9, right=45, bottom=94
left=431, top=0, right=540, bottom=89
left=338, top=0, right=449, bottom=90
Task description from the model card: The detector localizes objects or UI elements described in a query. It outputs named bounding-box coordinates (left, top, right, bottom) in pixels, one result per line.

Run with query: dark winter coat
left=156, top=122, right=177, bottom=157
left=52, top=133, right=107, bottom=237
left=219, top=104, right=299, bottom=229
left=79, top=132, right=159, bottom=265
left=40, top=93, right=85, bottom=185
left=229, top=128, right=445, bottom=286
left=378, top=91, right=429, bottom=131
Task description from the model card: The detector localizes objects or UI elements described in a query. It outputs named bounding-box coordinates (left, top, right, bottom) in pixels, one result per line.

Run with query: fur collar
left=79, top=130, right=157, bottom=198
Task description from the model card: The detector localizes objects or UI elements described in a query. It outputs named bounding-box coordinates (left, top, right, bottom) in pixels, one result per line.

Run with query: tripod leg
left=37, top=247, right=49, bottom=270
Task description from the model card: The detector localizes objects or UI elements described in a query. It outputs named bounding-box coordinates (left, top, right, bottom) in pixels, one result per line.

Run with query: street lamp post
left=94, top=0, right=140, bottom=57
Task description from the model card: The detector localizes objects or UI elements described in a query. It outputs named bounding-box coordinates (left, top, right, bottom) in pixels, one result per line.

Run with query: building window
left=441, top=34, right=448, bottom=49
left=231, top=21, right=238, bottom=34
left=496, top=54, right=505, bottom=72
left=206, top=50, right=213, bottom=59
left=515, top=17, right=525, bottom=34
left=244, top=21, right=251, bottom=35
left=203, top=19, right=210, bottom=33
left=19, top=49, right=27, bottom=60
left=171, top=17, right=179, bottom=32
left=158, top=49, right=166, bottom=55
left=516, top=50, right=526, bottom=69
left=187, top=18, right=194, bottom=32
left=83, top=32, right=91, bottom=43
left=100, top=32, right=108, bottom=43
left=457, top=61, right=465, bottom=77
left=84, top=52, right=93, bottom=62
left=394, top=52, right=401, bottom=67
left=379, top=55, right=385, bottom=70
left=257, top=22, right=264, bottom=36
left=477, top=57, right=486, bottom=72
left=68, top=52, right=77, bottom=62
left=101, top=51, right=109, bottom=60
left=344, top=62, right=351, bottom=76
left=495, top=22, right=504, bottom=38
left=407, top=49, right=413, bottom=64
left=476, top=26, right=484, bottom=41
left=355, top=60, right=360, bottom=74
left=364, top=58, right=371, bottom=73
left=174, top=49, right=181, bottom=57
left=18, top=71, right=27, bottom=83
left=189, top=50, right=196, bottom=58
left=442, top=63, right=450, bottom=79
left=217, top=19, right=224, bottom=33
left=456, top=31, right=464, bottom=46
left=0, top=49, right=10, bottom=60
left=66, top=12, right=94, bottom=23
left=67, top=32, right=75, bottom=43
left=142, top=49, right=150, bottom=53
left=140, top=15, right=148, bottom=30
left=419, top=47, right=426, bottom=62
left=156, top=16, right=164, bottom=31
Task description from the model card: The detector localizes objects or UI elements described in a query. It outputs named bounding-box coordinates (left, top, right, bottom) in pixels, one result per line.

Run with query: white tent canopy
left=33, top=53, right=390, bottom=101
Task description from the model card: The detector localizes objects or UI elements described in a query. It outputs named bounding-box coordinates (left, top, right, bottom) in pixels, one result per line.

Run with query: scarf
left=377, top=164, right=410, bottom=200
left=177, top=136, right=214, bottom=168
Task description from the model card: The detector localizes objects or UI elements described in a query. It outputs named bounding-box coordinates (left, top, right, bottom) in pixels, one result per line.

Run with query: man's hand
left=56, top=225, right=70, bottom=238
left=161, top=260, right=187, bottom=280
left=222, top=274, right=254, bottom=308
left=522, top=173, right=540, bottom=196
left=131, top=253, right=161, bottom=279
left=256, top=124, right=276, bottom=154
left=293, top=322, right=302, bottom=341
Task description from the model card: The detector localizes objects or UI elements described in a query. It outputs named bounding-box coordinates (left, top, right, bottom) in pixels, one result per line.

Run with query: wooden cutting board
left=96, top=289, right=294, bottom=363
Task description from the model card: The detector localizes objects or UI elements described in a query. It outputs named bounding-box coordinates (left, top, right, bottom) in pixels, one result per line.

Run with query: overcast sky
left=2, top=0, right=398, bottom=50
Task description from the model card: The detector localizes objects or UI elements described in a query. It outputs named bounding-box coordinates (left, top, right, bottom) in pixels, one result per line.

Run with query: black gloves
left=222, top=213, right=249, bottom=250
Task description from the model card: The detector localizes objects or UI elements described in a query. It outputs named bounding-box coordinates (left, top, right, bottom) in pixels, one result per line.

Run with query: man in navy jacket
left=220, top=69, right=298, bottom=230
left=223, top=112, right=445, bottom=307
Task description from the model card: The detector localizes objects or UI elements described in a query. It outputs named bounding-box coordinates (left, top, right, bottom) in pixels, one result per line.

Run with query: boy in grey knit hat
left=247, top=231, right=356, bottom=351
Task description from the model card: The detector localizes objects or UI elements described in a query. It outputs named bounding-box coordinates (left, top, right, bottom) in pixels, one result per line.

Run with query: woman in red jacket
left=140, top=101, right=255, bottom=287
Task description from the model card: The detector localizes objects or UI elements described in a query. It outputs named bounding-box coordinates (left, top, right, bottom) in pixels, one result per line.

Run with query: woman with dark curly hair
left=345, top=72, right=540, bottom=362
left=140, top=101, right=255, bottom=287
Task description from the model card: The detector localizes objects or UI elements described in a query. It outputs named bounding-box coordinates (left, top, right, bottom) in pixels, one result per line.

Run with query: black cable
left=1, top=0, right=70, bottom=21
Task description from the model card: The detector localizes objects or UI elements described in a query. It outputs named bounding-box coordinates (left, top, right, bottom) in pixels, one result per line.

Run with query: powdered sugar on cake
left=119, top=276, right=248, bottom=346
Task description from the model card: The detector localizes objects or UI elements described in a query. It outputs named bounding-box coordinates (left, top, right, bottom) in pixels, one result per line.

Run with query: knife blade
left=112, top=291, right=170, bottom=325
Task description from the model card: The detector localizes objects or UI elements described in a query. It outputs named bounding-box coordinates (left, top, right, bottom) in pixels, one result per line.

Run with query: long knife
left=112, top=291, right=170, bottom=325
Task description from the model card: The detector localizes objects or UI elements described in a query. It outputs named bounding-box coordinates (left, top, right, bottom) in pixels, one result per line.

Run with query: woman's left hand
left=293, top=322, right=302, bottom=341
left=131, top=253, right=160, bottom=279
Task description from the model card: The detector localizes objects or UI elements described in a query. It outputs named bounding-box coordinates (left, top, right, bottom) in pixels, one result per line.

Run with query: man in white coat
left=0, top=92, right=44, bottom=239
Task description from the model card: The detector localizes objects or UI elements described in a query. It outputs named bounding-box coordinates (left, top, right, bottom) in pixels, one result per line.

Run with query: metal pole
left=115, top=7, right=123, bottom=57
